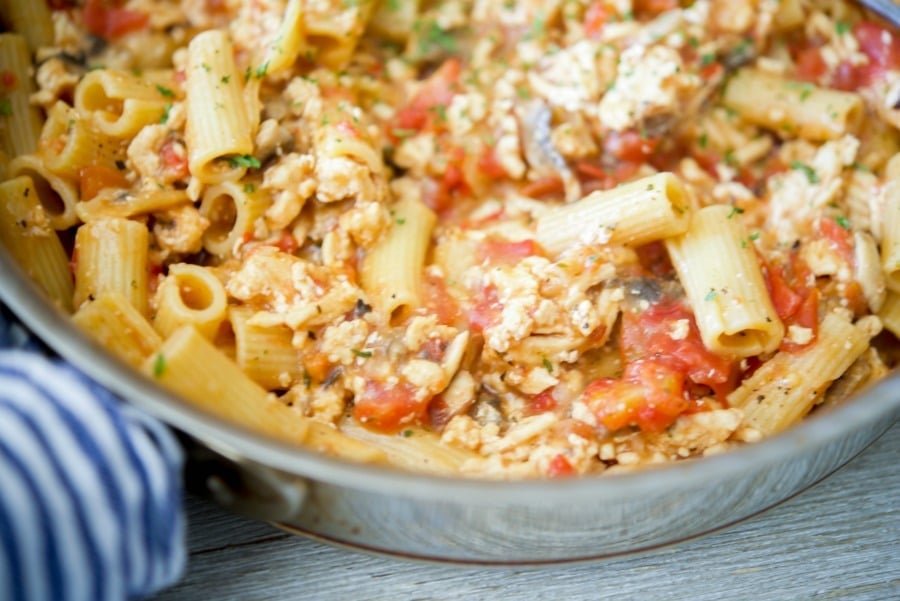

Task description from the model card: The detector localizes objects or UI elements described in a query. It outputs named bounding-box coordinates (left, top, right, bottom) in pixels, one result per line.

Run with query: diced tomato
left=819, top=216, right=855, bottom=266
left=547, top=454, right=577, bottom=478
left=79, top=164, right=130, bottom=200
left=83, top=0, right=149, bottom=40
left=583, top=359, right=688, bottom=433
left=422, top=274, right=461, bottom=326
left=619, top=300, right=738, bottom=397
left=832, top=22, right=900, bottom=90
left=353, top=381, right=425, bottom=433
left=603, top=130, right=659, bottom=163
left=467, top=285, right=500, bottom=333
left=476, top=147, right=508, bottom=179
left=583, top=2, right=609, bottom=38
left=794, top=46, right=828, bottom=83
left=780, top=288, right=819, bottom=352
left=476, top=237, right=542, bottom=265
left=303, top=353, right=331, bottom=382
left=160, top=140, right=189, bottom=179
left=427, top=395, right=453, bottom=430
left=576, top=160, right=640, bottom=192
left=422, top=147, right=469, bottom=212
left=520, top=175, right=564, bottom=199
left=388, top=58, right=460, bottom=139
left=764, top=264, right=803, bottom=321
left=526, top=388, right=557, bottom=416
left=272, top=230, right=299, bottom=254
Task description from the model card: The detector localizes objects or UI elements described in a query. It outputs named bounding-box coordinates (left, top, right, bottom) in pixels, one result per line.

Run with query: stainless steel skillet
left=2, top=243, right=899, bottom=564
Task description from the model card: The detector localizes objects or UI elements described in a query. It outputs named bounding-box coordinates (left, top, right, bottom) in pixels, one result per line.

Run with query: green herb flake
left=790, top=160, right=820, bottom=183
left=352, top=349, right=372, bottom=359
left=836, top=21, right=851, bottom=35
left=401, top=429, right=414, bottom=437
left=835, top=216, right=851, bottom=229
left=155, top=84, right=175, bottom=99
left=160, top=102, right=173, bottom=124
left=255, top=61, right=270, bottom=79
left=395, top=217, right=406, bottom=225
left=698, top=132, right=708, bottom=148
left=243, top=183, right=256, bottom=194
left=221, top=75, right=231, bottom=84
left=152, top=353, right=166, bottom=378
left=749, top=232, right=760, bottom=241
left=727, top=206, right=745, bottom=218
left=227, top=154, right=261, bottom=169
left=542, top=357, right=553, bottom=373
left=417, top=20, right=457, bottom=54
left=0, top=98, right=12, bottom=117
left=700, top=52, right=716, bottom=66
left=705, top=289, right=717, bottom=301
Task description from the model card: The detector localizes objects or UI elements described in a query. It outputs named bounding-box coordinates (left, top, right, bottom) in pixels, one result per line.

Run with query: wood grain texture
left=158, top=424, right=900, bottom=601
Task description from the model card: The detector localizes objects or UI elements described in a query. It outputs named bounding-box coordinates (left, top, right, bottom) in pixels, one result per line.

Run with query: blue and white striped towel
left=0, top=309, right=186, bottom=601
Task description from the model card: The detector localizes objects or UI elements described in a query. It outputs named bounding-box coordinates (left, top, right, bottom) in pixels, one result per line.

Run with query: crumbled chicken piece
left=31, top=58, right=80, bottom=109
left=263, top=153, right=317, bottom=231
left=152, top=204, right=209, bottom=255
left=337, top=201, right=389, bottom=248
left=598, top=44, right=700, bottom=132
left=400, top=359, right=448, bottom=401
left=320, top=319, right=371, bottom=366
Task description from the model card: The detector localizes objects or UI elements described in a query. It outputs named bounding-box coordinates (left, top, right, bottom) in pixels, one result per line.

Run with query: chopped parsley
left=227, top=154, right=261, bottom=169
left=152, top=353, right=166, bottom=377
left=836, top=21, right=851, bottom=35
left=243, top=183, right=256, bottom=194
left=401, top=429, right=414, bottom=437
left=416, top=20, right=457, bottom=54
left=352, top=349, right=372, bottom=359
left=160, top=102, right=173, bottom=124
left=835, top=216, right=851, bottom=229
left=255, top=61, right=270, bottom=79
left=790, top=160, right=820, bottom=183
left=727, top=206, right=745, bottom=218
left=542, top=357, right=553, bottom=373
left=705, top=289, right=718, bottom=301
left=0, top=98, right=12, bottom=116
left=155, top=84, right=175, bottom=98
left=749, top=232, right=760, bottom=241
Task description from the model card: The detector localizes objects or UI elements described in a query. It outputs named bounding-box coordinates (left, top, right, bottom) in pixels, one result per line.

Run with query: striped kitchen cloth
left=0, top=307, right=186, bottom=601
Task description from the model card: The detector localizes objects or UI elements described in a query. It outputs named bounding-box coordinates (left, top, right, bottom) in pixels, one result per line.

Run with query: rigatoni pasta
left=3, top=0, right=900, bottom=479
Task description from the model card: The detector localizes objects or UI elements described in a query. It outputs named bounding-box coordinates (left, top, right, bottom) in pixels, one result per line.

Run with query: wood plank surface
left=158, top=423, right=900, bottom=601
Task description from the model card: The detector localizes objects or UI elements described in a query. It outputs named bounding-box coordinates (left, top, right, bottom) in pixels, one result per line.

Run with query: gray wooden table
left=158, top=424, right=900, bottom=601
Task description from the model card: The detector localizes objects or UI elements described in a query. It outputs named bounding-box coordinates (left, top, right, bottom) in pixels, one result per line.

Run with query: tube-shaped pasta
left=73, top=218, right=149, bottom=315
left=535, top=172, right=692, bottom=256
left=0, top=34, right=43, bottom=157
left=0, top=177, right=73, bottom=312
left=727, top=312, right=874, bottom=435
left=304, top=0, right=378, bottom=69
left=40, top=101, right=124, bottom=179
left=229, top=307, right=303, bottom=390
left=305, top=421, right=388, bottom=465
left=153, top=264, right=228, bottom=340
left=199, top=179, right=271, bottom=259
left=185, top=31, right=254, bottom=184
left=72, top=293, right=162, bottom=368
left=76, top=188, right=189, bottom=222
left=74, top=69, right=173, bottom=138
left=665, top=205, right=784, bottom=357
left=314, top=98, right=384, bottom=175
left=722, top=69, right=863, bottom=141
left=878, top=291, right=900, bottom=338
left=338, top=420, right=479, bottom=475
left=361, top=195, right=437, bottom=318
left=6, top=153, right=80, bottom=230
left=0, top=0, right=53, bottom=52
left=258, top=0, right=307, bottom=75
left=143, top=325, right=309, bottom=444
left=881, top=181, right=900, bottom=292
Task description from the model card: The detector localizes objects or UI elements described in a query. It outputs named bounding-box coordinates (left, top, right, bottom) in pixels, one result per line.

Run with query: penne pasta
left=727, top=312, right=875, bottom=436
left=6, top=153, right=80, bottom=230
left=74, top=69, right=174, bottom=138
left=0, top=176, right=73, bottom=312
left=0, top=0, right=54, bottom=52
left=361, top=194, right=437, bottom=318
left=535, top=172, right=692, bottom=256
left=0, top=34, right=43, bottom=157
left=229, top=306, right=304, bottom=391
left=185, top=31, right=254, bottom=184
left=199, top=179, right=271, bottom=259
left=72, top=293, right=162, bottom=368
left=73, top=218, right=149, bottom=315
left=722, top=68, right=863, bottom=141
left=303, top=0, right=378, bottom=69
left=665, top=205, right=784, bottom=357
left=40, top=101, right=124, bottom=180
left=153, top=264, right=228, bottom=340
left=144, top=325, right=309, bottom=444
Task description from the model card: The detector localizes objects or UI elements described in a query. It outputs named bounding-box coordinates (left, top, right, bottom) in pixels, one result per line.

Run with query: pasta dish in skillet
left=1, top=0, right=899, bottom=477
